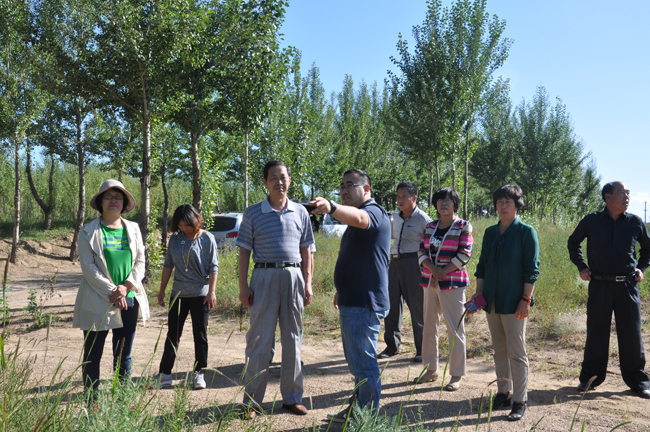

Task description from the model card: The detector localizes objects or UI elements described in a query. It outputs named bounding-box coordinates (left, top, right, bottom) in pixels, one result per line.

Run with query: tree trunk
left=118, top=169, right=123, bottom=183
left=25, top=145, right=54, bottom=231
left=161, top=163, right=169, bottom=252
left=10, top=137, right=20, bottom=264
left=244, top=129, right=250, bottom=209
left=47, top=154, right=55, bottom=228
left=428, top=163, right=434, bottom=208
left=140, top=114, right=152, bottom=285
left=463, top=131, right=470, bottom=220
left=451, top=151, right=456, bottom=190
left=434, top=152, right=441, bottom=190
left=190, top=130, right=201, bottom=211
left=70, top=111, right=85, bottom=263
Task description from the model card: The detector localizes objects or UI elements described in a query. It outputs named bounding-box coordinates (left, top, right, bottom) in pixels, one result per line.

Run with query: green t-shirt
left=101, top=224, right=135, bottom=298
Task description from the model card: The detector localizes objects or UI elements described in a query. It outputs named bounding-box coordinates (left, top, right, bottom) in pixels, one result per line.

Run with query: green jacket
left=474, top=218, right=540, bottom=314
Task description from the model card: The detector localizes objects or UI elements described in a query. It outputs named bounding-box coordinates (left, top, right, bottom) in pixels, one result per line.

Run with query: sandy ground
left=2, top=237, right=650, bottom=431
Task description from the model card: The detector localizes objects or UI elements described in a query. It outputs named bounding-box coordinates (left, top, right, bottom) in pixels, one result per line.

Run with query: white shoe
left=152, top=373, right=173, bottom=388
left=193, top=371, right=206, bottom=390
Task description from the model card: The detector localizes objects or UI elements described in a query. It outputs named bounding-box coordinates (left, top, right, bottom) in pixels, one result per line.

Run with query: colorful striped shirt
left=418, top=218, right=473, bottom=289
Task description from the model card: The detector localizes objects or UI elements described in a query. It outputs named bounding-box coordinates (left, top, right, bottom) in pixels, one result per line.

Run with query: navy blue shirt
left=334, top=198, right=390, bottom=311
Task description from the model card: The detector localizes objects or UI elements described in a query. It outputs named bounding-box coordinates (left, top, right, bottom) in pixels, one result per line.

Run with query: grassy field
left=1, top=215, right=647, bottom=431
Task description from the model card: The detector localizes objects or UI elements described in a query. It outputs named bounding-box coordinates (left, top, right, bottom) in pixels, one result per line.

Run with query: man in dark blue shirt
left=310, top=169, right=391, bottom=421
left=568, top=181, right=650, bottom=398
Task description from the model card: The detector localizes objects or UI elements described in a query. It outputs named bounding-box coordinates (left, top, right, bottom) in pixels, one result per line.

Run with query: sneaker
left=152, top=373, right=173, bottom=388
left=193, top=371, right=206, bottom=390
left=327, top=407, right=354, bottom=423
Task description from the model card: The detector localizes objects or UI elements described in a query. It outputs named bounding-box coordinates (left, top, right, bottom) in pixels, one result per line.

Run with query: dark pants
left=383, top=256, right=424, bottom=355
left=159, top=296, right=209, bottom=375
left=82, top=298, right=139, bottom=390
left=580, top=280, right=650, bottom=392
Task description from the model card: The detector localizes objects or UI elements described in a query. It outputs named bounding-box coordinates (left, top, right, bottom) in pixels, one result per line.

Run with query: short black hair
left=343, top=169, right=371, bottom=187
left=432, top=187, right=461, bottom=212
left=492, top=184, right=524, bottom=210
left=601, top=182, right=617, bottom=202
left=170, top=204, right=204, bottom=233
left=263, top=160, right=291, bottom=180
left=396, top=181, right=418, bottom=197
left=96, top=188, right=127, bottom=214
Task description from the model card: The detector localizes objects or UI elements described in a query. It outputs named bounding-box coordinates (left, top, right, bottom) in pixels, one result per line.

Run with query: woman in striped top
left=414, top=188, right=473, bottom=391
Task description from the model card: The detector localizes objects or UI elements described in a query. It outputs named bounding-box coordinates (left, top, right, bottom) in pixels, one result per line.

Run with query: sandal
left=413, top=370, right=439, bottom=384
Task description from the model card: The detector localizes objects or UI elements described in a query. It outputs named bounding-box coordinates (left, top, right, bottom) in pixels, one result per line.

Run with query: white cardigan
left=73, top=217, right=150, bottom=331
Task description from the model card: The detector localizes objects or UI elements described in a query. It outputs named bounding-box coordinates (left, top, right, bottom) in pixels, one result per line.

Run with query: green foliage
left=23, top=272, right=60, bottom=330
left=0, top=291, right=10, bottom=328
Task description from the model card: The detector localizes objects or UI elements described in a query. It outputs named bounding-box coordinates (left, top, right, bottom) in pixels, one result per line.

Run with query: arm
left=516, top=226, right=540, bottom=320
left=308, top=197, right=369, bottom=229
left=203, top=235, right=219, bottom=309
left=568, top=218, right=590, bottom=278
left=204, top=273, right=217, bottom=310
left=238, top=247, right=253, bottom=307
left=124, top=222, right=145, bottom=290
left=636, top=219, right=650, bottom=282
left=300, top=245, right=313, bottom=306
left=158, top=267, right=173, bottom=307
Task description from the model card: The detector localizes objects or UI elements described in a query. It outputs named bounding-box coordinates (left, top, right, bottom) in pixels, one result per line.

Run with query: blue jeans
left=339, top=306, right=388, bottom=412
left=83, top=299, right=139, bottom=390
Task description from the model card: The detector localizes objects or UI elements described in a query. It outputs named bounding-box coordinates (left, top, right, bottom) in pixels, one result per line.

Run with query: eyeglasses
left=339, top=183, right=363, bottom=192
left=103, top=194, right=124, bottom=201
left=436, top=198, right=453, bottom=204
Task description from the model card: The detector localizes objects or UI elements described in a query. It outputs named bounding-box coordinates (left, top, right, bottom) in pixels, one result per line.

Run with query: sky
left=279, top=0, right=650, bottom=220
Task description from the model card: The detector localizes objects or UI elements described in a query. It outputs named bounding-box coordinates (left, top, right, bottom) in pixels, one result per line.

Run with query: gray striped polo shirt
left=236, top=197, right=314, bottom=263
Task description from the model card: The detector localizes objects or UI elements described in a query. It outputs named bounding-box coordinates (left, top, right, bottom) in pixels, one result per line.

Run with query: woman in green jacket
left=472, top=184, right=539, bottom=422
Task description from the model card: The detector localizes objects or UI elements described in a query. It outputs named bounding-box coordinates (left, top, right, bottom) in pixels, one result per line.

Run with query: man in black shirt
left=568, top=181, right=650, bottom=398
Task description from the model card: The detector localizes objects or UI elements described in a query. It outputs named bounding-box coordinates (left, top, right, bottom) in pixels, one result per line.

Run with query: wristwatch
left=328, top=200, right=338, bottom=214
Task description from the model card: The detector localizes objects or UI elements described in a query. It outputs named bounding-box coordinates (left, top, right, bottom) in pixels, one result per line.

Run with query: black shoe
left=413, top=354, right=422, bottom=363
left=378, top=349, right=397, bottom=359
left=636, top=388, right=650, bottom=399
left=492, top=392, right=512, bottom=410
left=507, top=401, right=526, bottom=421
left=577, top=382, right=596, bottom=392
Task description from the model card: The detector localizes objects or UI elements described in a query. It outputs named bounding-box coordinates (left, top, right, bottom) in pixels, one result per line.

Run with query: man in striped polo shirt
left=236, top=160, right=314, bottom=419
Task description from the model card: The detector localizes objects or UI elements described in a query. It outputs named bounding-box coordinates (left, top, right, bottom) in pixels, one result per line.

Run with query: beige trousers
left=486, top=304, right=528, bottom=403
left=422, top=285, right=466, bottom=377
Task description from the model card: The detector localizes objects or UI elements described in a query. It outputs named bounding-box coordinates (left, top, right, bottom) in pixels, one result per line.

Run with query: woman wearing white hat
left=73, top=179, right=150, bottom=392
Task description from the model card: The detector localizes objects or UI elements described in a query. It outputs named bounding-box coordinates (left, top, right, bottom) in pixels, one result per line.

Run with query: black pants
left=580, top=279, right=649, bottom=391
left=159, top=296, right=209, bottom=375
left=383, top=256, right=424, bottom=355
left=83, top=298, right=139, bottom=390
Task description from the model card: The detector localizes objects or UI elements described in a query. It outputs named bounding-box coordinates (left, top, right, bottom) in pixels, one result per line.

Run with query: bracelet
left=521, top=295, right=531, bottom=305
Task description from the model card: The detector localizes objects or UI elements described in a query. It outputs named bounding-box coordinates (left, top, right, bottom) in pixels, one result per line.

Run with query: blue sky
left=280, top=0, right=650, bottom=219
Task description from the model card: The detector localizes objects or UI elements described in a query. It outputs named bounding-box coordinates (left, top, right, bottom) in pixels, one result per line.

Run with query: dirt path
left=2, top=241, right=650, bottom=431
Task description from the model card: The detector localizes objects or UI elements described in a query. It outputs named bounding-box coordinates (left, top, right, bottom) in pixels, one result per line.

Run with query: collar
left=600, top=206, right=627, bottom=221
left=261, top=196, right=295, bottom=214
left=359, top=198, right=376, bottom=209
left=399, top=205, right=420, bottom=221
